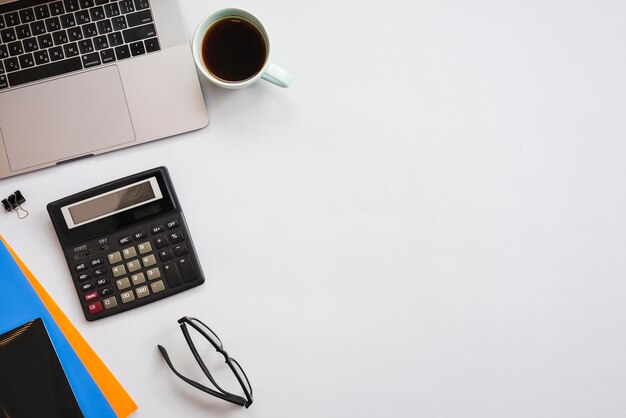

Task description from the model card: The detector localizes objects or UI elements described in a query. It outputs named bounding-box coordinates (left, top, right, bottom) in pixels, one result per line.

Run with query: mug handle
left=261, top=62, right=292, bottom=88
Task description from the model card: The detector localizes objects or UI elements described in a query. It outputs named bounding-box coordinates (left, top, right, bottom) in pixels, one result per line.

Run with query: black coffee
left=202, top=17, right=267, bottom=83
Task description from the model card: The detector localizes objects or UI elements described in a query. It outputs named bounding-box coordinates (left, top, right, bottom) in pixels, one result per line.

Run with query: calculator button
left=93, top=267, right=107, bottom=277
left=103, top=296, right=118, bottom=309
left=96, top=276, right=110, bottom=286
left=88, top=301, right=103, bottom=314
left=82, top=281, right=95, bottom=292
left=166, top=219, right=180, bottom=229
left=120, top=290, right=135, bottom=303
left=100, top=286, right=114, bottom=297
left=107, top=251, right=122, bottom=264
left=84, top=290, right=98, bottom=301
left=127, top=259, right=141, bottom=272
left=111, top=264, right=127, bottom=277
left=151, top=224, right=164, bottom=234
left=133, top=230, right=147, bottom=240
left=90, top=257, right=104, bottom=267
left=116, top=277, right=131, bottom=290
left=146, top=267, right=161, bottom=280
left=178, top=257, right=197, bottom=282
left=163, top=262, right=182, bottom=287
left=142, top=254, right=156, bottom=267
left=135, top=285, right=150, bottom=299
left=137, top=241, right=152, bottom=254
left=173, top=244, right=188, bottom=257
left=154, top=236, right=168, bottom=249
left=75, top=262, right=88, bottom=272
left=169, top=231, right=184, bottom=243
left=122, top=246, right=137, bottom=259
left=150, top=280, right=165, bottom=293
left=158, top=248, right=173, bottom=262
left=119, top=235, right=132, bottom=245
left=77, top=272, right=91, bottom=282
left=131, top=272, right=145, bottom=285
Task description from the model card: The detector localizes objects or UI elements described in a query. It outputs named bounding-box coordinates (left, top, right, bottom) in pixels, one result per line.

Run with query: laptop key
left=95, top=0, right=110, bottom=4
left=8, top=41, right=23, bottom=56
left=50, top=1, right=66, bottom=16
left=63, top=42, right=79, bottom=57
left=111, top=16, right=127, bottom=31
left=126, top=10, right=151, bottom=27
left=34, top=5, right=50, bottom=20
left=144, top=37, right=159, bottom=53
left=97, top=19, right=113, bottom=34
left=52, top=30, right=69, bottom=45
left=114, top=44, right=130, bottom=60
left=78, top=38, right=94, bottom=53
left=49, top=46, right=64, bottom=61
left=30, top=21, right=47, bottom=36
left=1, top=28, right=16, bottom=43
left=18, top=53, right=35, bottom=69
left=79, top=0, right=95, bottom=9
left=104, top=3, right=120, bottom=17
left=0, top=46, right=7, bottom=59
left=45, top=17, right=61, bottom=32
left=90, top=6, right=106, bottom=21
left=0, top=60, right=3, bottom=73
left=0, top=75, right=7, bottom=89
left=19, top=8, right=35, bottom=24
left=107, top=31, right=122, bottom=46
left=129, top=41, right=144, bottom=56
left=67, top=27, right=83, bottom=41
left=0, top=15, right=5, bottom=30
left=5, top=12, right=20, bottom=27
left=23, top=38, right=38, bottom=52
left=100, top=48, right=115, bottom=63
left=82, top=22, right=97, bottom=37
left=7, top=56, right=82, bottom=87
left=15, top=24, right=31, bottom=39
left=75, top=10, right=90, bottom=24
left=34, top=50, right=50, bottom=65
left=119, top=0, right=135, bottom=14
left=122, top=23, right=155, bottom=43
left=134, top=0, right=150, bottom=10
left=38, top=34, right=53, bottom=49
left=4, top=57, right=19, bottom=72
left=93, top=35, right=108, bottom=49
left=81, top=52, right=100, bottom=68
left=60, top=13, right=76, bottom=28
left=64, top=0, right=80, bottom=12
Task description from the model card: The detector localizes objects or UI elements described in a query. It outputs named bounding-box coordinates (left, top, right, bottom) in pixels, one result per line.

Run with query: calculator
left=47, top=167, right=205, bottom=321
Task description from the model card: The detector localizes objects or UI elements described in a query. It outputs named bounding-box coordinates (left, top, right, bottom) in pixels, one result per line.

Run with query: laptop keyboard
left=0, top=0, right=160, bottom=90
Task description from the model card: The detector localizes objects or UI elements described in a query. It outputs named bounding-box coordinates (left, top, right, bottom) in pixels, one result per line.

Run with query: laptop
left=0, top=0, right=208, bottom=179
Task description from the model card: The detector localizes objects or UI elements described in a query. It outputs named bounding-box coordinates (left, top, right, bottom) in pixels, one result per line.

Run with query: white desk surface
left=2, top=1, right=626, bottom=417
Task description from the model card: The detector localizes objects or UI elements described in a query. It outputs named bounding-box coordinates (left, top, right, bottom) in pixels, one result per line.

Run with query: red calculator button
left=88, top=301, right=103, bottom=315
left=84, top=291, right=99, bottom=302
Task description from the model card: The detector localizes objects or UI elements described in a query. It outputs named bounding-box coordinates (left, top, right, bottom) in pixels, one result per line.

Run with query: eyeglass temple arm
left=157, top=345, right=247, bottom=407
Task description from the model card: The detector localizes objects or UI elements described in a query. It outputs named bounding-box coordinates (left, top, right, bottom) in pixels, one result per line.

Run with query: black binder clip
left=2, top=190, right=29, bottom=219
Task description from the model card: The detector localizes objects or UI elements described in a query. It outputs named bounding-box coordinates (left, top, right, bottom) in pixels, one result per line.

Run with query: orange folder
left=1, top=236, right=137, bottom=418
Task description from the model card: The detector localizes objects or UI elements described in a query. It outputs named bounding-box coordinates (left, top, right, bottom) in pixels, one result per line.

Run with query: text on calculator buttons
left=178, top=257, right=197, bottom=282
left=119, top=235, right=132, bottom=245
left=163, top=262, right=181, bottom=287
left=112, top=264, right=126, bottom=277
left=146, top=267, right=160, bottom=280
left=116, top=277, right=131, bottom=290
left=84, top=291, right=98, bottom=301
left=131, top=272, right=145, bottom=285
left=96, top=277, right=110, bottom=287
left=136, top=285, right=150, bottom=299
left=166, top=219, right=180, bottom=229
left=127, top=259, right=141, bottom=272
left=93, top=267, right=107, bottom=277
left=88, top=301, right=103, bottom=315
left=142, top=254, right=156, bottom=267
left=107, top=251, right=122, bottom=264
left=169, top=231, right=184, bottom=243
left=103, top=296, right=118, bottom=309
left=77, top=272, right=91, bottom=282
left=158, top=249, right=173, bottom=262
left=133, top=230, right=147, bottom=240
left=151, top=225, right=164, bottom=234
left=90, top=257, right=104, bottom=267
left=173, top=244, right=188, bottom=257
left=120, top=290, right=135, bottom=303
left=75, top=262, right=88, bottom=272
left=137, top=241, right=152, bottom=254
left=150, top=280, right=165, bottom=293
left=154, top=236, right=168, bottom=249
left=123, top=246, right=137, bottom=259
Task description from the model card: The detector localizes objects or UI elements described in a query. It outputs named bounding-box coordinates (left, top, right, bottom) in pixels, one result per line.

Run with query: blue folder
left=0, top=241, right=116, bottom=418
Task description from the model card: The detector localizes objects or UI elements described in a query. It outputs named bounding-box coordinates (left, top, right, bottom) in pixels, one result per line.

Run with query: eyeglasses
left=157, top=317, right=253, bottom=408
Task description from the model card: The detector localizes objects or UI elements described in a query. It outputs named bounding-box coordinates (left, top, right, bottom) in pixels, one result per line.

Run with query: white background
left=2, top=0, right=626, bottom=417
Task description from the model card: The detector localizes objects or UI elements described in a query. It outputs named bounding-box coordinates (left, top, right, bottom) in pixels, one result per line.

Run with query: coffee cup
left=192, top=9, right=292, bottom=89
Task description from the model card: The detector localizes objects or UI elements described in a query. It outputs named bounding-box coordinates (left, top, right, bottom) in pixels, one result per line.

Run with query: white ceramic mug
left=192, top=8, right=292, bottom=89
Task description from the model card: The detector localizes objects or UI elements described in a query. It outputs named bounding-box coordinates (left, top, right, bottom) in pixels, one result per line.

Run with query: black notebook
left=0, top=318, right=83, bottom=418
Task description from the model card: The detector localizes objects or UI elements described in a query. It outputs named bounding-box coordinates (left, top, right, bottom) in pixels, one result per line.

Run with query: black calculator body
left=47, top=167, right=205, bottom=321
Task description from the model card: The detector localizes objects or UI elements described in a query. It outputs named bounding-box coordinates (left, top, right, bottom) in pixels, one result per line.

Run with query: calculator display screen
left=61, top=177, right=163, bottom=229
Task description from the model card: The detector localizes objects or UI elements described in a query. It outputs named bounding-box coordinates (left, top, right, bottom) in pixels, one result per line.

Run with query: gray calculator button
left=136, top=285, right=150, bottom=299
left=131, top=272, right=146, bottom=285
left=103, top=296, right=118, bottom=309
left=137, top=241, right=152, bottom=254
left=150, top=280, right=165, bottom=293
left=123, top=246, right=137, bottom=259
left=146, top=267, right=161, bottom=280
left=120, top=290, right=135, bottom=304
left=141, top=254, right=157, bottom=268
left=116, top=277, right=131, bottom=290
left=127, top=259, right=141, bottom=272
left=112, top=264, right=127, bottom=278
left=107, top=251, right=122, bottom=264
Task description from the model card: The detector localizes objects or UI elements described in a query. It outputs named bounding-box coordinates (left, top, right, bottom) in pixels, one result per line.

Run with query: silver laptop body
left=0, top=0, right=208, bottom=179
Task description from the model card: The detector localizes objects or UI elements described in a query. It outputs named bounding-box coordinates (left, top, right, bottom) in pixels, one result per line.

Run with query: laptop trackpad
left=0, top=66, right=135, bottom=171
